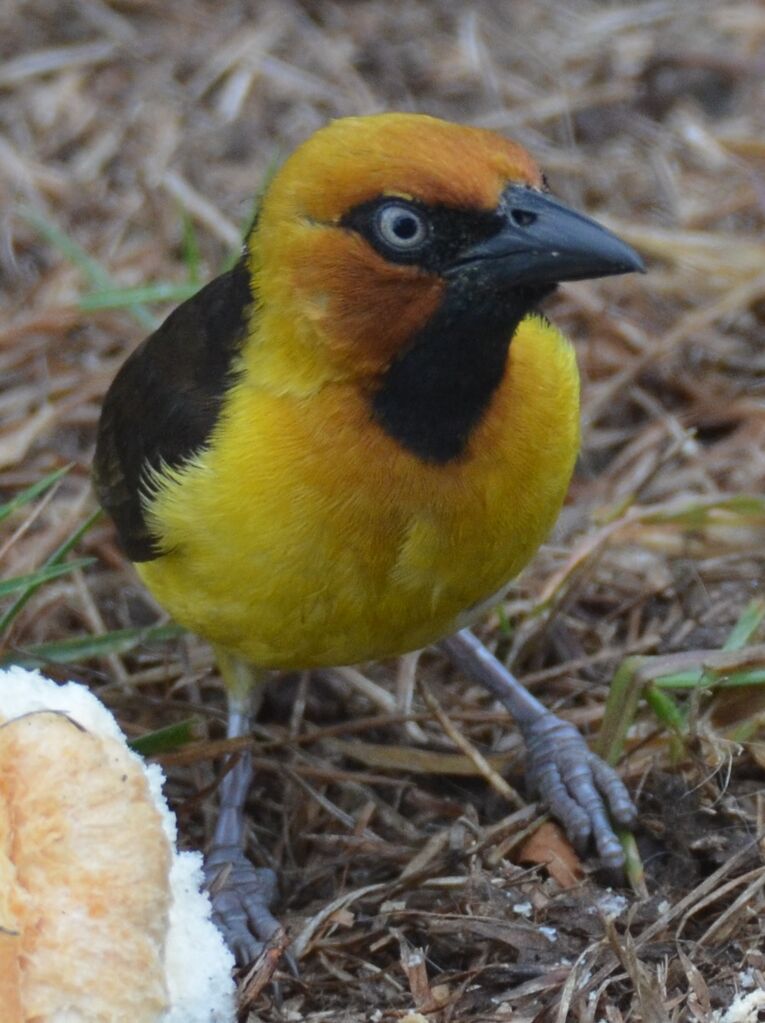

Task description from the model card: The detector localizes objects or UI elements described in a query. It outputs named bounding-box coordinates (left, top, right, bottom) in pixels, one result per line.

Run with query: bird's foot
left=522, top=712, right=637, bottom=870
left=204, top=843, right=281, bottom=966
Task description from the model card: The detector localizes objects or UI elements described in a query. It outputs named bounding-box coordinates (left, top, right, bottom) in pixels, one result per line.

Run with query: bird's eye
left=374, top=203, right=429, bottom=251
left=510, top=208, right=537, bottom=228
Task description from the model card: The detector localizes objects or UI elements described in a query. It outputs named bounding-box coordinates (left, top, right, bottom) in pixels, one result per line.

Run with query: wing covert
left=93, top=256, right=253, bottom=561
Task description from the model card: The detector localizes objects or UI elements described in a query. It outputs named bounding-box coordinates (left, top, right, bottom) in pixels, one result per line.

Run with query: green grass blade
left=597, top=656, right=644, bottom=764
left=641, top=494, right=765, bottom=526
left=0, top=558, right=95, bottom=598
left=17, top=206, right=156, bottom=330
left=727, top=719, right=765, bottom=743
left=653, top=600, right=765, bottom=694
left=18, top=206, right=112, bottom=288
left=716, top=669, right=765, bottom=687
left=181, top=209, right=202, bottom=284
left=645, top=684, right=686, bottom=730
left=653, top=669, right=706, bottom=689
left=129, top=717, right=202, bottom=756
left=621, top=829, right=646, bottom=894
left=655, top=666, right=765, bottom=689
left=495, top=602, right=512, bottom=639
left=722, top=599, right=765, bottom=651
left=0, top=508, right=102, bottom=634
left=0, top=465, right=72, bottom=524
left=79, top=281, right=199, bottom=312
left=1, top=622, right=186, bottom=668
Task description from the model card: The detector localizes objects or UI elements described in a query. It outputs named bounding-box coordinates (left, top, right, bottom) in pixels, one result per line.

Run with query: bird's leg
left=438, top=628, right=637, bottom=869
left=204, top=651, right=280, bottom=965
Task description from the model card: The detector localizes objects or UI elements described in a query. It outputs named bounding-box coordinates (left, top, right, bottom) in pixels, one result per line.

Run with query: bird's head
left=246, top=113, right=643, bottom=406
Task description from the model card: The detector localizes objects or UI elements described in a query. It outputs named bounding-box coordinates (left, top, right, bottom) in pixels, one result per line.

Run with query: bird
left=94, top=112, right=644, bottom=962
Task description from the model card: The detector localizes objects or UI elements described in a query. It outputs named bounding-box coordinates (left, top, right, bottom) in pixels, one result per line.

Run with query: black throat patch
left=372, top=283, right=546, bottom=463
left=340, top=191, right=552, bottom=464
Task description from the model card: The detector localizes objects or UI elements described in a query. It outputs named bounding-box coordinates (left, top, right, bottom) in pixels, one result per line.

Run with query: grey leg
left=438, top=628, right=637, bottom=869
left=204, top=661, right=281, bottom=965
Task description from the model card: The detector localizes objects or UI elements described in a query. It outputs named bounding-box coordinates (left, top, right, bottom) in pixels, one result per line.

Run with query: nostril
left=510, top=208, right=537, bottom=228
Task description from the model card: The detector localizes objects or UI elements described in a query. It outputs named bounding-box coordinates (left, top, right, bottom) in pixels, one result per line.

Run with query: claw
left=591, top=755, right=638, bottom=829
left=205, top=844, right=281, bottom=966
left=523, top=712, right=636, bottom=869
left=439, top=629, right=637, bottom=871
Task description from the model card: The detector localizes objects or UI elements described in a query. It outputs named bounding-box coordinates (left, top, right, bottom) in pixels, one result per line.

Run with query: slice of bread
left=0, top=667, right=235, bottom=1023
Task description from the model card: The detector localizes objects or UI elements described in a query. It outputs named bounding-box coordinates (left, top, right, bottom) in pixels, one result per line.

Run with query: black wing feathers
left=93, top=257, right=253, bottom=561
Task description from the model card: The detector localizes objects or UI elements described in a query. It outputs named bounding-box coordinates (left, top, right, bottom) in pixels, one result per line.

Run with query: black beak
left=446, top=184, right=645, bottom=287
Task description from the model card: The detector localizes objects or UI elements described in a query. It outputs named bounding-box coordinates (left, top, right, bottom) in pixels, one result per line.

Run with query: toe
left=205, top=848, right=282, bottom=966
left=530, top=758, right=592, bottom=849
left=231, top=932, right=265, bottom=967
left=522, top=713, right=635, bottom=868
left=562, top=767, right=623, bottom=868
left=590, top=755, right=637, bottom=828
left=243, top=869, right=281, bottom=944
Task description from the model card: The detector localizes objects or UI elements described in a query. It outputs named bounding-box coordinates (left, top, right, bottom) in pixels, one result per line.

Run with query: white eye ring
left=374, top=203, right=428, bottom=251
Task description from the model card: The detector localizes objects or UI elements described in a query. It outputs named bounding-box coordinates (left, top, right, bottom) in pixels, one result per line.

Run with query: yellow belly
left=137, top=315, right=579, bottom=669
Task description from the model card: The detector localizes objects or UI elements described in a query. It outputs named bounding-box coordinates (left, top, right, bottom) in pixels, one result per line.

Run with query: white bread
left=0, top=667, right=235, bottom=1023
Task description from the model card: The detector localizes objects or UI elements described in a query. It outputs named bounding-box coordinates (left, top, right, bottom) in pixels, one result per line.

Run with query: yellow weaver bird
left=94, top=113, right=643, bottom=960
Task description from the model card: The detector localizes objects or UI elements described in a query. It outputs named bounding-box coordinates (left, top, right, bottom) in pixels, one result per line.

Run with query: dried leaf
left=327, top=737, right=516, bottom=776
left=517, top=822, right=584, bottom=888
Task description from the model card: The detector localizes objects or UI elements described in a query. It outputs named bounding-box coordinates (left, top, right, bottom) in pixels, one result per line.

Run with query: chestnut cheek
left=295, top=244, right=444, bottom=373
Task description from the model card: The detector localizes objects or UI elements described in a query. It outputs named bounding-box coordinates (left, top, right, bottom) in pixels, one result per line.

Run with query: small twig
left=238, top=927, right=293, bottom=1013
left=418, top=679, right=525, bottom=809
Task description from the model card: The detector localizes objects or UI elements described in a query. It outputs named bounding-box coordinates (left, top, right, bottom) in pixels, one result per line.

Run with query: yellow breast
left=137, top=314, right=579, bottom=669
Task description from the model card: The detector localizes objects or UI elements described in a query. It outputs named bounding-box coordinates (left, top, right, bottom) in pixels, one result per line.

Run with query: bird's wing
left=93, top=256, right=254, bottom=561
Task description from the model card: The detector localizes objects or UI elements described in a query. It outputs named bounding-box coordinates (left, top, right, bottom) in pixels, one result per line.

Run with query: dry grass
left=2, top=1, right=765, bottom=1020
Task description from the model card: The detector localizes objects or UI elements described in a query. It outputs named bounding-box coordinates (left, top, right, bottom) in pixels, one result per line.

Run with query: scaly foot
left=523, top=712, right=636, bottom=868
left=204, top=843, right=280, bottom=966
left=439, top=629, right=637, bottom=868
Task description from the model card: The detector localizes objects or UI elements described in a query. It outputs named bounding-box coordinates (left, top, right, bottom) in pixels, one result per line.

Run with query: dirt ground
left=1, top=1, right=765, bottom=1020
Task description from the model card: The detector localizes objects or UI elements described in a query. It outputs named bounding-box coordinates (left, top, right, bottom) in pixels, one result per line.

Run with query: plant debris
left=1, top=1, right=764, bottom=1020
